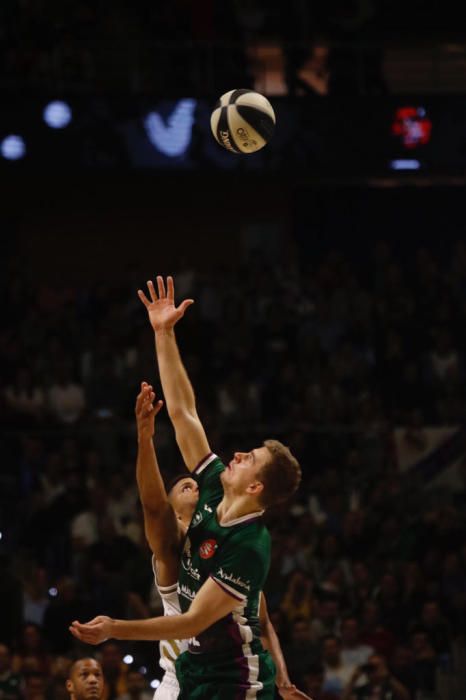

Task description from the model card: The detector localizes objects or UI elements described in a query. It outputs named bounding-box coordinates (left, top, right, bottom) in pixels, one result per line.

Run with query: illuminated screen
left=0, top=96, right=465, bottom=175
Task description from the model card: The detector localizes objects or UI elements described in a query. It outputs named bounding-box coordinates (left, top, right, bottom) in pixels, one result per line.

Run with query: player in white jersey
left=134, top=383, right=310, bottom=700
left=135, top=383, right=197, bottom=699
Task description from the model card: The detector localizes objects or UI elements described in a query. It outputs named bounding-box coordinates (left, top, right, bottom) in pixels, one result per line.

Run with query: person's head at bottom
left=66, top=659, right=104, bottom=700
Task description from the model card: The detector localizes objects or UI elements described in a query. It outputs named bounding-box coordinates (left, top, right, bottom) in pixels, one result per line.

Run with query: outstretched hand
left=138, top=276, right=194, bottom=332
left=135, top=382, right=163, bottom=439
left=69, top=616, right=113, bottom=645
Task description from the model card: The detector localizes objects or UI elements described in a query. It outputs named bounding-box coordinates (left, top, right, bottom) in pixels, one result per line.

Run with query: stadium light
left=1, top=135, right=26, bottom=160
left=123, top=655, right=134, bottom=665
left=150, top=680, right=160, bottom=689
left=43, top=101, right=72, bottom=129
left=389, top=159, right=421, bottom=170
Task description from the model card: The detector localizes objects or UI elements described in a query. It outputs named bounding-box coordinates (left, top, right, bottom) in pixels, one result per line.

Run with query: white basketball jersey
left=152, top=556, right=188, bottom=677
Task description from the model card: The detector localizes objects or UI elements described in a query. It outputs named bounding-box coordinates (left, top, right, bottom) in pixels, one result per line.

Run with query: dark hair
left=167, top=472, right=194, bottom=494
left=257, top=440, right=301, bottom=508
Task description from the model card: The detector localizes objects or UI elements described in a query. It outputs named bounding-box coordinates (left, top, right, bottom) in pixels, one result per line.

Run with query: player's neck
left=217, top=492, right=263, bottom=525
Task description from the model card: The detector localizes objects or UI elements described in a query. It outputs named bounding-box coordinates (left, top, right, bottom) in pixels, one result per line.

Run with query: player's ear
left=246, top=481, right=264, bottom=498
left=66, top=680, right=73, bottom=694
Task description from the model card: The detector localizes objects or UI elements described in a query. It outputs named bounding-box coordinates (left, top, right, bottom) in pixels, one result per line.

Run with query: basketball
left=210, top=89, right=276, bottom=154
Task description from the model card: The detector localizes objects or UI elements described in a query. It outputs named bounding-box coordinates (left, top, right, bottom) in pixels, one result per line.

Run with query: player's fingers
left=137, top=289, right=151, bottom=307
left=69, top=626, right=82, bottom=640
left=157, top=276, right=166, bottom=299
left=153, top=399, right=163, bottom=415
left=147, top=280, right=158, bottom=303
left=167, top=276, right=175, bottom=301
left=177, top=299, right=194, bottom=316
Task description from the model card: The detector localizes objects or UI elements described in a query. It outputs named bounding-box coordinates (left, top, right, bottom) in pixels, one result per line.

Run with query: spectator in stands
left=23, top=672, right=47, bottom=700
left=12, top=625, right=50, bottom=676
left=47, top=363, right=86, bottom=425
left=321, top=635, right=355, bottom=697
left=4, top=368, right=45, bottom=424
left=98, top=643, right=128, bottom=700
left=409, top=628, right=437, bottom=698
left=303, top=662, right=339, bottom=700
left=310, top=596, right=342, bottom=643
left=66, top=658, right=104, bottom=700
left=342, top=654, right=410, bottom=700
left=22, top=566, right=49, bottom=627
left=282, top=616, right=319, bottom=684
left=281, top=569, right=314, bottom=623
left=340, top=616, right=374, bottom=668
left=413, top=600, right=451, bottom=655
left=115, top=668, right=151, bottom=700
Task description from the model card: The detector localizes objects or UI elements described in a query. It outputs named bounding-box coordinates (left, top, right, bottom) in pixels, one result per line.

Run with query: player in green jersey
left=70, top=277, right=302, bottom=700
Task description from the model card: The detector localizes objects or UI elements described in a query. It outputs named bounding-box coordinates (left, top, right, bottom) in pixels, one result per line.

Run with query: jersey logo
left=191, top=511, right=203, bottom=527
left=199, top=539, right=218, bottom=559
left=204, top=504, right=213, bottom=513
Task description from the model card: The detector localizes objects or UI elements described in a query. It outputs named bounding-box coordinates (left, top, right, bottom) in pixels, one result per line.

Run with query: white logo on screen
left=144, top=99, right=196, bottom=157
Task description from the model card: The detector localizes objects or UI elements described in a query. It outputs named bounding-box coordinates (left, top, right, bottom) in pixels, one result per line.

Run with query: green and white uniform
left=175, top=453, right=275, bottom=699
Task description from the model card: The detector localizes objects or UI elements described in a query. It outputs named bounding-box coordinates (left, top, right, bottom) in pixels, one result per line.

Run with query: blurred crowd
left=1, top=238, right=466, bottom=699
left=1, top=0, right=454, bottom=96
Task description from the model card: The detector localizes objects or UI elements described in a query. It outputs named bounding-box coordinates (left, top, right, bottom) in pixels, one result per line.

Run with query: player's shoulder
left=229, top=518, right=271, bottom=551
left=193, top=452, right=225, bottom=478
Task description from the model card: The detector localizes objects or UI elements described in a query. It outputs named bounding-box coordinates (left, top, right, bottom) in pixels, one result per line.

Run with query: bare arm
left=70, top=577, right=240, bottom=644
left=260, top=594, right=312, bottom=700
left=138, top=277, right=211, bottom=471
left=135, top=382, right=183, bottom=586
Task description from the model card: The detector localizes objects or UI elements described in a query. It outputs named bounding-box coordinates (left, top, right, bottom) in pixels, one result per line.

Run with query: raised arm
left=135, top=381, right=183, bottom=585
left=138, top=276, right=211, bottom=471
left=259, top=594, right=312, bottom=700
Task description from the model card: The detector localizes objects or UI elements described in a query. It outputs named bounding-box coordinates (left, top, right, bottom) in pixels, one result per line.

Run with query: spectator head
left=317, top=596, right=340, bottom=622
left=410, top=628, right=433, bottom=655
left=379, top=573, right=399, bottom=599
left=322, top=635, right=342, bottom=665
left=0, top=644, right=12, bottom=673
left=24, top=672, right=47, bottom=700
left=362, top=600, right=379, bottom=628
left=167, top=473, right=199, bottom=524
left=341, top=616, right=360, bottom=646
left=290, top=617, right=312, bottom=644
left=304, top=662, right=325, bottom=695
left=365, top=654, right=389, bottom=685
left=126, top=669, right=146, bottom=698
left=390, top=645, right=414, bottom=671
left=221, top=440, right=301, bottom=509
left=66, top=658, right=104, bottom=700
left=421, top=600, right=442, bottom=625
left=20, top=624, right=44, bottom=653
left=99, top=642, right=123, bottom=677
left=352, top=561, right=370, bottom=585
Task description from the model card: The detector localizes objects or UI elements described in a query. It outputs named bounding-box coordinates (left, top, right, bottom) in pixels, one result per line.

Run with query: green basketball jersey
left=177, top=453, right=272, bottom=657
